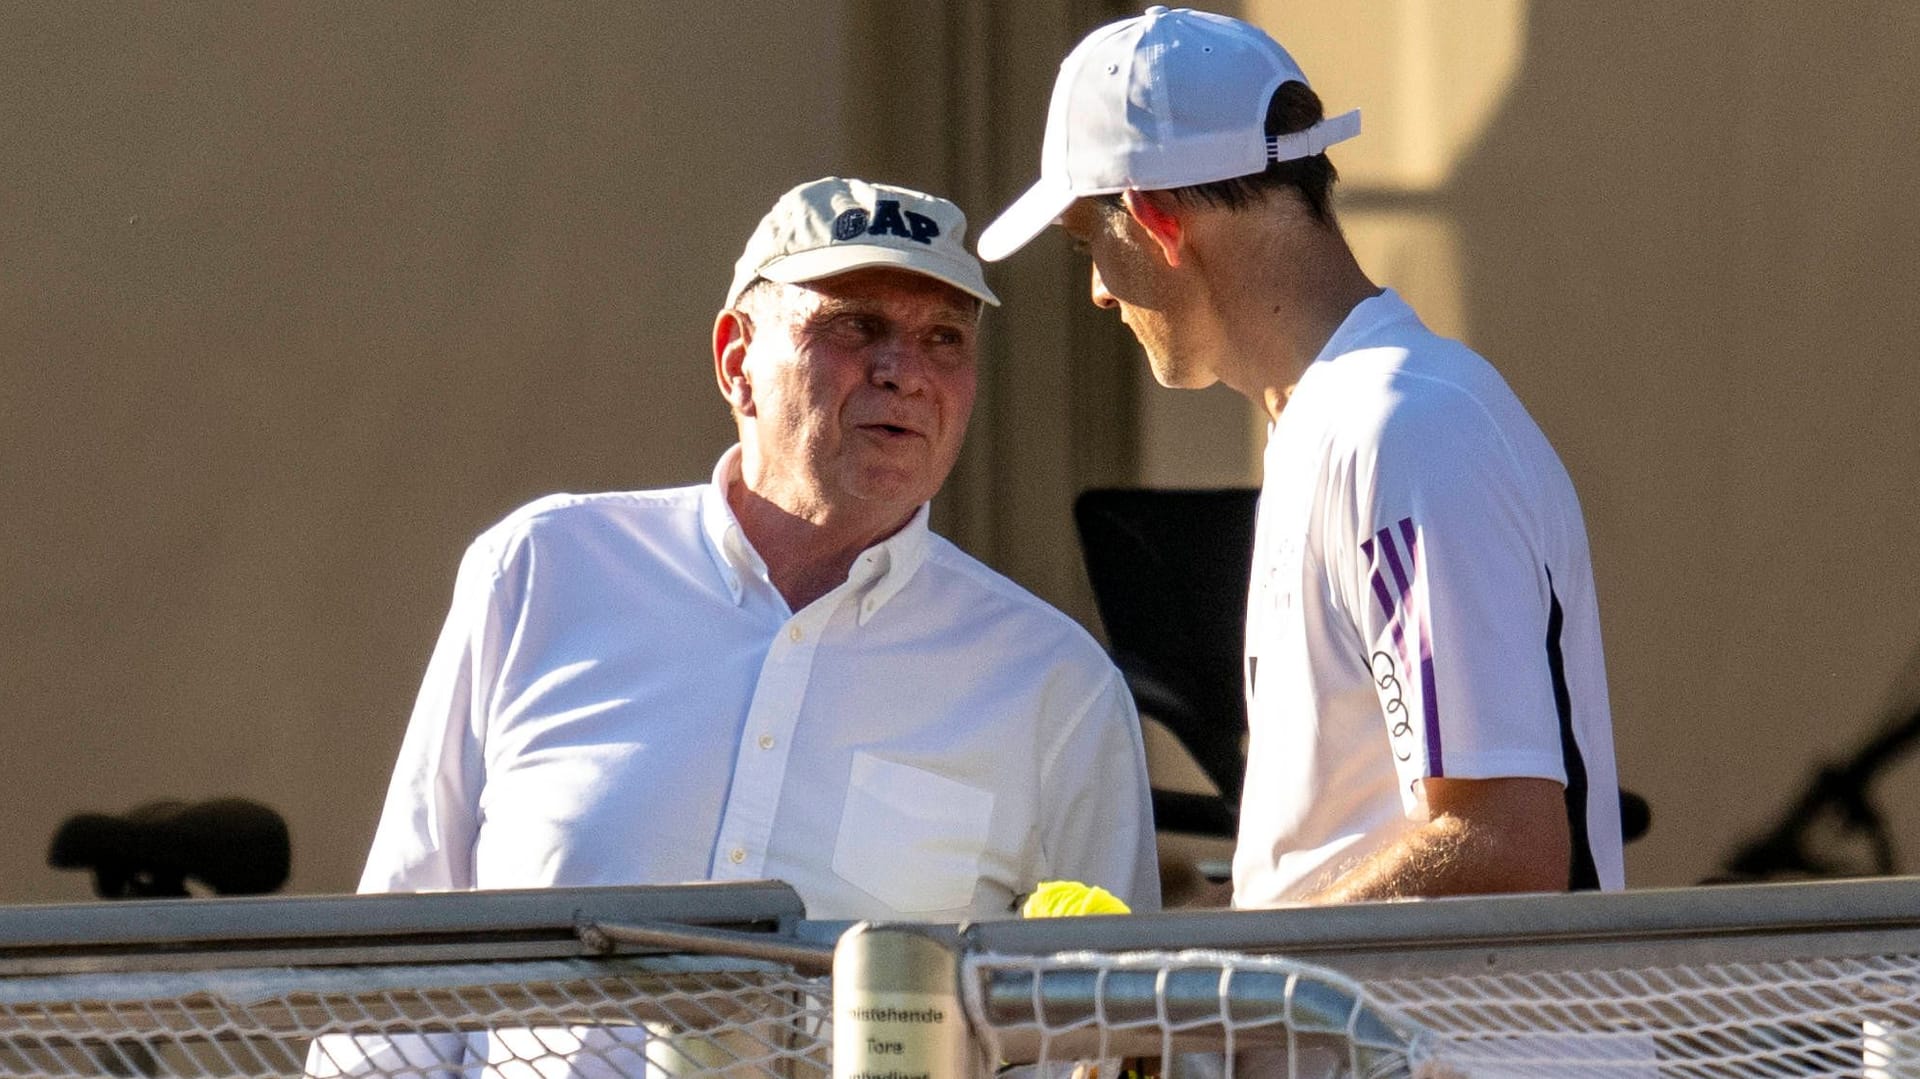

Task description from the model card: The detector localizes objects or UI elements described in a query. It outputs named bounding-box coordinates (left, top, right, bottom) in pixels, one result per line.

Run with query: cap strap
left=1264, top=108, right=1363, bottom=164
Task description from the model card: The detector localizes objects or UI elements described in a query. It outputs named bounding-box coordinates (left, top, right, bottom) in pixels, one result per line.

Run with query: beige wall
left=6, top=2, right=1920, bottom=903
left=0, top=1, right=1135, bottom=902
left=2, top=5, right=857, bottom=901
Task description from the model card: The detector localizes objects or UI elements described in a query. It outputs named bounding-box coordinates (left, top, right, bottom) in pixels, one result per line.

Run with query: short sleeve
left=1343, top=383, right=1568, bottom=814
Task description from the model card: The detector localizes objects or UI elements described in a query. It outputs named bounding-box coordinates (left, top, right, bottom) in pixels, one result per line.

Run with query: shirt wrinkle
left=1037, top=672, right=1111, bottom=778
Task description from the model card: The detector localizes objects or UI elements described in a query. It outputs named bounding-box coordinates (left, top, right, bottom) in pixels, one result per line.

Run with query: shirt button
left=758, top=733, right=775, bottom=750
left=788, top=625, right=803, bottom=643
left=729, top=848, right=746, bottom=865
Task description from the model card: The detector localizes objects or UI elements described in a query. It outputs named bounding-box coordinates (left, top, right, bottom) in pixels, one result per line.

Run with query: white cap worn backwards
left=977, top=5, right=1362, bottom=262
left=729, top=177, right=999, bottom=307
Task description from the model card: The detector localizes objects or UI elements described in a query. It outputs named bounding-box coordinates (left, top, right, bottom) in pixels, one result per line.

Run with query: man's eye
left=830, top=315, right=881, bottom=339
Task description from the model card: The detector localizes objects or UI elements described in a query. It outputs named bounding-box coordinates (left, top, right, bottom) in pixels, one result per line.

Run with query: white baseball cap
left=977, top=5, right=1361, bottom=262
left=728, top=177, right=999, bottom=307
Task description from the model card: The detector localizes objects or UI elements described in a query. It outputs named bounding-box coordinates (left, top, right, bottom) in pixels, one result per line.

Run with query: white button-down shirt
left=360, top=447, right=1159, bottom=919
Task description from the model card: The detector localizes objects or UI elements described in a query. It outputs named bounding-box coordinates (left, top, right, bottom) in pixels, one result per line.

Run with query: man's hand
left=1306, top=776, right=1571, bottom=903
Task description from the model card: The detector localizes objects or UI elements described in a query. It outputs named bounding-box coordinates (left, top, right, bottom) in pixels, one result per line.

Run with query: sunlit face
left=730, top=267, right=980, bottom=520
left=1059, top=198, right=1210, bottom=389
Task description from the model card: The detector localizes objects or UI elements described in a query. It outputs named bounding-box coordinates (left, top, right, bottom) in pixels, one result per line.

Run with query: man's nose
left=1090, top=263, right=1117, bottom=309
left=870, top=341, right=929, bottom=392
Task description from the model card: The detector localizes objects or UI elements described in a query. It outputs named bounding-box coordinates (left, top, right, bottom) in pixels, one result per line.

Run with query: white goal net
left=961, top=947, right=1920, bottom=1077
left=0, top=957, right=830, bottom=1078
left=0, top=883, right=832, bottom=1078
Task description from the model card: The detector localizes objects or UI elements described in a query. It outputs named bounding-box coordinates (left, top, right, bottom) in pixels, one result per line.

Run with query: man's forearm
left=1305, top=816, right=1513, bottom=903
left=1304, top=777, right=1572, bottom=903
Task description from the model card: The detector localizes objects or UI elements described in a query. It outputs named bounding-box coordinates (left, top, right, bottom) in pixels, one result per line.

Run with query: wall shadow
left=1448, top=4, right=1920, bottom=884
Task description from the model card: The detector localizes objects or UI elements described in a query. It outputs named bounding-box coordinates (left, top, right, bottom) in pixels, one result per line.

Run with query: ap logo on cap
left=833, top=201, right=942, bottom=246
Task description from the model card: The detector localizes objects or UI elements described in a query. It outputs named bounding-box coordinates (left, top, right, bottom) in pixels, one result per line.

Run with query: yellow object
left=1021, top=880, right=1131, bottom=918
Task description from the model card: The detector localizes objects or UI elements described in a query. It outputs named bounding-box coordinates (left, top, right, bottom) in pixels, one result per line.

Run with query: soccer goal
left=3, top=877, right=1920, bottom=1076
left=926, top=876, right=1920, bottom=1077
left=0, top=881, right=835, bottom=1077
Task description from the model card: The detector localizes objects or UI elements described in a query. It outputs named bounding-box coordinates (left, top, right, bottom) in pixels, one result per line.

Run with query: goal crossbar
left=0, top=881, right=807, bottom=976
left=961, top=875, right=1920, bottom=976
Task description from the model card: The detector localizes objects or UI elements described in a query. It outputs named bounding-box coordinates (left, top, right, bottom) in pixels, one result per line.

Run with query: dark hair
left=1097, top=80, right=1340, bottom=225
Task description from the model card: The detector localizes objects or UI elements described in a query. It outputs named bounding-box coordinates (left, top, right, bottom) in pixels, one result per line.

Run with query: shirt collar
left=700, top=445, right=767, bottom=605
left=698, top=445, right=932, bottom=621
left=1312, top=287, right=1416, bottom=365
left=845, top=502, right=930, bottom=624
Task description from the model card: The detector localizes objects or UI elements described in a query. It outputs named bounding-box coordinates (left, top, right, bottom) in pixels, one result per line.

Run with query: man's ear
left=712, top=308, right=754, bottom=415
left=1121, top=188, right=1185, bottom=268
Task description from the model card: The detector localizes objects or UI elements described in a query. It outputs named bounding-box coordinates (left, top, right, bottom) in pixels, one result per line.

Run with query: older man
left=309, top=178, right=1155, bottom=1077
left=356, top=176, right=1158, bottom=919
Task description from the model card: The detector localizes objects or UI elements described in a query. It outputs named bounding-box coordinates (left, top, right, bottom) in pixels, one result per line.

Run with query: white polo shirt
left=1233, top=290, right=1623, bottom=906
left=360, top=446, right=1160, bottom=920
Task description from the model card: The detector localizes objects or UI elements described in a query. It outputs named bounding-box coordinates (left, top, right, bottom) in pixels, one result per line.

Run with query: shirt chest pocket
left=831, top=752, right=995, bottom=914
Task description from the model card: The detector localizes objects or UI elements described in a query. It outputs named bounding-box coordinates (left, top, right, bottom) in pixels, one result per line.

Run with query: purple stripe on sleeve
left=1362, top=536, right=1405, bottom=650
left=1399, top=519, right=1445, bottom=777
left=1420, top=650, right=1443, bottom=775
left=1379, top=526, right=1412, bottom=596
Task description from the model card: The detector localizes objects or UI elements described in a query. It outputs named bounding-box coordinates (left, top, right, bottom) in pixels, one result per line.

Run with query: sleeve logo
left=1360, top=517, right=1442, bottom=775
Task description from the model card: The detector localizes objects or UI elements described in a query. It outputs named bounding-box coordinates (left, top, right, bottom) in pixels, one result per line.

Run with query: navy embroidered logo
left=832, top=208, right=870, bottom=241
left=836, top=200, right=941, bottom=245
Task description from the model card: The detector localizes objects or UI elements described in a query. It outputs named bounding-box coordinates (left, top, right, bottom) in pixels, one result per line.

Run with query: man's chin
left=1146, top=355, right=1216, bottom=391
left=844, top=467, right=944, bottom=514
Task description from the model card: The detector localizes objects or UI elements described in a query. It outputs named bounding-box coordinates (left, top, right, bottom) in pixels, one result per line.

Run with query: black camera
left=47, top=798, right=291, bottom=899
